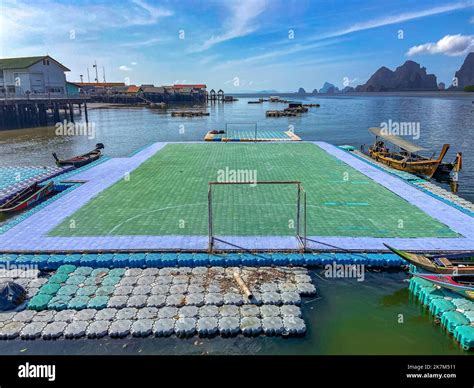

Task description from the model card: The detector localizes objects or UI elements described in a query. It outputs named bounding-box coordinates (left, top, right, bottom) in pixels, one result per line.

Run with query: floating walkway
left=409, top=276, right=474, bottom=350
left=0, top=252, right=405, bottom=270
left=0, top=266, right=313, bottom=339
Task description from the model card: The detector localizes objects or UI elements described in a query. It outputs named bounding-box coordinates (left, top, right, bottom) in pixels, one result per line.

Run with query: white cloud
left=406, top=34, right=474, bottom=56
left=0, top=0, right=173, bottom=52
left=320, top=2, right=471, bottom=40
left=192, top=0, right=267, bottom=52
left=131, top=62, right=138, bottom=65
left=119, top=65, right=132, bottom=71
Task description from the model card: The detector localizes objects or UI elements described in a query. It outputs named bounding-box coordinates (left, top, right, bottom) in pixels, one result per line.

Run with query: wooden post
left=84, top=101, right=89, bottom=123
left=233, top=271, right=253, bottom=299
left=15, top=104, right=21, bottom=128
left=53, top=103, right=60, bottom=123
left=69, top=103, right=74, bottom=123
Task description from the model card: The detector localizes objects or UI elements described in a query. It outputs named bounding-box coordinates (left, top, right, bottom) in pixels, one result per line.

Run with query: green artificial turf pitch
left=50, top=143, right=457, bottom=238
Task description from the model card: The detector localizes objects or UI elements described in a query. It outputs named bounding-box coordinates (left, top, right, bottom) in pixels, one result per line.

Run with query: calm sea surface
left=0, top=95, right=472, bottom=354
left=1, top=94, right=472, bottom=200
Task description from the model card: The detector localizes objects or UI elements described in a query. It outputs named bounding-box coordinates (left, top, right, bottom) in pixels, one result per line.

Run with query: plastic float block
left=145, top=253, right=163, bottom=267
left=274, top=253, right=290, bottom=266
left=88, top=296, right=109, bottom=309
left=223, top=253, right=241, bottom=266
left=30, top=255, right=50, bottom=270
left=28, top=294, right=52, bottom=311
left=208, top=254, right=226, bottom=266
left=441, top=311, right=470, bottom=333
left=112, top=253, right=130, bottom=268
left=46, top=255, right=66, bottom=270
left=79, top=254, right=98, bottom=267
left=240, top=254, right=257, bottom=266
left=177, top=253, right=194, bottom=267
left=288, top=254, right=304, bottom=265
left=193, top=253, right=209, bottom=266
left=68, top=296, right=89, bottom=310
left=454, top=325, right=474, bottom=350
left=95, top=254, right=114, bottom=268
left=48, top=273, right=69, bottom=284
left=128, top=253, right=146, bottom=268
left=62, top=255, right=82, bottom=266
left=57, top=264, right=77, bottom=275
left=255, top=254, right=272, bottom=266
left=108, top=268, right=126, bottom=277
left=160, top=253, right=177, bottom=267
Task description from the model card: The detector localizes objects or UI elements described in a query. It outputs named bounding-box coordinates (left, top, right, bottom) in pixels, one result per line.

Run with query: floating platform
left=204, top=130, right=301, bottom=142
left=0, top=141, right=473, bottom=253
left=171, top=111, right=209, bottom=117
left=266, top=110, right=298, bottom=117
left=409, top=276, right=474, bottom=350
left=0, top=166, right=71, bottom=205
left=0, top=266, right=312, bottom=339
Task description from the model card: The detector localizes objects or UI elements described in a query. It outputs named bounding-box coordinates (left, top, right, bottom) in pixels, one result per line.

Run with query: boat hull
left=369, top=150, right=440, bottom=179
left=0, top=182, right=54, bottom=213
left=414, top=273, right=474, bottom=300
left=385, top=244, right=474, bottom=275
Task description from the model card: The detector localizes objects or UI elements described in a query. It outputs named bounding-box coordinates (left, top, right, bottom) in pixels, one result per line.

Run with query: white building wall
left=1, top=58, right=67, bottom=94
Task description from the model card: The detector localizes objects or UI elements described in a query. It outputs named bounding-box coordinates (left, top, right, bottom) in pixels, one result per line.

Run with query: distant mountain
left=341, top=86, right=355, bottom=93
left=355, top=60, right=438, bottom=92
left=312, top=89, right=318, bottom=94
left=451, top=52, right=474, bottom=90
left=297, top=87, right=306, bottom=94
left=319, top=82, right=339, bottom=93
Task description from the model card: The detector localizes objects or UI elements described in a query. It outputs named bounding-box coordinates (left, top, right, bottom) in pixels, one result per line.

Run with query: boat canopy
left=369, top=127, right=426, bottom=153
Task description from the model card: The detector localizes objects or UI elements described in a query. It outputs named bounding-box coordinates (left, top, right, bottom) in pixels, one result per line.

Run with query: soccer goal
left=207, top=180, right=307, bottom=252
left=224, top=122, right=258, bottom=141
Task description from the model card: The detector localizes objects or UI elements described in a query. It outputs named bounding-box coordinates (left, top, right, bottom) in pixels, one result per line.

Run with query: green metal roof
left=0, top=56, right=70, bottom=71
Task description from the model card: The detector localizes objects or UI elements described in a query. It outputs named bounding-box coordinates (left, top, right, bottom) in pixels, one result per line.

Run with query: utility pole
left=102, top=67, right=106, bottom=83
left=80, top=74, right=84, bottom=83
left=93, top=61, right=99, bottom=84
left=87, top=68, right=91, bottom=83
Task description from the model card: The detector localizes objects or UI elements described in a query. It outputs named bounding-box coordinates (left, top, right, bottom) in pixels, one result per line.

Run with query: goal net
left=208, top=181, right=306, bottom=251
left=224, top=122, right=258, bottom=141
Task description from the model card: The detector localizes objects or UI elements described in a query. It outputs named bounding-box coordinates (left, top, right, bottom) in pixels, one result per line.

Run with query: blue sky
left=1, top=0, right=473, bottom=91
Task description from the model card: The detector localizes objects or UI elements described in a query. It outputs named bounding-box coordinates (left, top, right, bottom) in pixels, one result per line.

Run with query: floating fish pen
left=171, top=111, right=210, bottom=117
left=248, top=101, right=262, bottom=104
left=409, top=276, right=474, bottom=350
left=303, top=103, right=320, bottom=107
left=266, top=110, right=298, bottom=117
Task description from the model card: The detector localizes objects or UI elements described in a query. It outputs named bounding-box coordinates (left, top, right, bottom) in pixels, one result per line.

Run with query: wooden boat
left=385, top=244, right=474, bottom=274
left=414, top=273, right=474, bottom=300
left=364, top=127, right=457, bottom=180
left=0, top=182, right=54, bottom=213
left=53, top=143, right=104, bottom=168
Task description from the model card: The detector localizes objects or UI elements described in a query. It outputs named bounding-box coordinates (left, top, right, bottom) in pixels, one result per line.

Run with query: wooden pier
left=0, top=96, right=89, bottom=130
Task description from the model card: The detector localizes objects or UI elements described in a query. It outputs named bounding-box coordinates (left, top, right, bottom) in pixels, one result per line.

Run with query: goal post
left=224, top=122, right=258, bottom=141
left=208, top=181, right=307, bottom=252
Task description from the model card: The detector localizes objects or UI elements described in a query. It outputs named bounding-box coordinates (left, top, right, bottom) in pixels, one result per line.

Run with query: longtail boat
left=385, top=244, right=474, bottom=275
left=414, top=273, right=474, bottom=300
left=53, top=143, right=104, bottom=168
left=0, top=182, right=54, bottom=213
left=363, top=127, right=461, bottom=180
